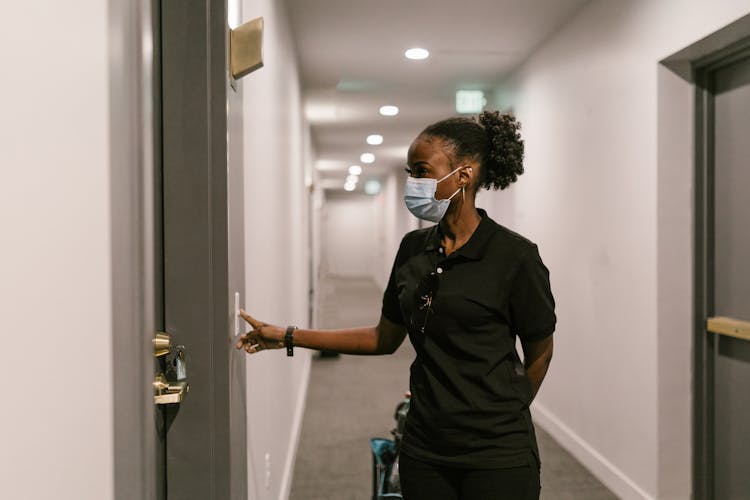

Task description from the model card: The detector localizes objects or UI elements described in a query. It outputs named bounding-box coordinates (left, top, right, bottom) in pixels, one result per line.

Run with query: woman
left=237, top=110, right=555, bottom=500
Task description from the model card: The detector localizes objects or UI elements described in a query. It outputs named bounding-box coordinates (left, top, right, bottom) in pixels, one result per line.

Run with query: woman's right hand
left=235, top=309, right=285, bottom=355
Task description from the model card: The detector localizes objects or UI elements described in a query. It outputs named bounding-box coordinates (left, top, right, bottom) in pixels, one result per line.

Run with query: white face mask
left=403, top=166, right=467, bottom=223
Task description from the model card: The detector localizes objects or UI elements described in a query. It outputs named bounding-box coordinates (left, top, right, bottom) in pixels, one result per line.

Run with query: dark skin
left=236, top=133, right=553, bottom=400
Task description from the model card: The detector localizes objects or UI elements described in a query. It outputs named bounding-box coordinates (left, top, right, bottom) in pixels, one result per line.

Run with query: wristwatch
left=285, top=326, right=297, bottom=357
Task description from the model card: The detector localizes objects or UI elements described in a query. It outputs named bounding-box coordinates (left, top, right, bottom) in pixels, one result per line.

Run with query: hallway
left=7, top=2, right=750, bottom=499
left=291, top=275, right=617, bottom=500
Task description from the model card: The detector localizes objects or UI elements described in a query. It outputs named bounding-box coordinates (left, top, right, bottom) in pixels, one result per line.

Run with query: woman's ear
left=458, top=165, right=474, bottom=187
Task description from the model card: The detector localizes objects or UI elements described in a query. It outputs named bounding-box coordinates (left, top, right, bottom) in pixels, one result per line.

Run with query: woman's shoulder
left=404, top=226, right=434, bottom=245
left=397, top=225, right=437, bottom=255
left=485, top=218, right=541, bottom=259
left=476, top=209, right=538, bottom=255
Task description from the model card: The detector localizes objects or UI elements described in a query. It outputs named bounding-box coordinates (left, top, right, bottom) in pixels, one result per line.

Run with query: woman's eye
left=405, top=166, right=427, bottom=177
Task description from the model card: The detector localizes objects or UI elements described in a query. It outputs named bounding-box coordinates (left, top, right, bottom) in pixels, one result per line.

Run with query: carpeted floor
left=290, top=275, right=617, bottom=500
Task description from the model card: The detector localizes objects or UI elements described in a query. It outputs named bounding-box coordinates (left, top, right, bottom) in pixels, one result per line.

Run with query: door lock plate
left=153, top=373, right=189, bottom=405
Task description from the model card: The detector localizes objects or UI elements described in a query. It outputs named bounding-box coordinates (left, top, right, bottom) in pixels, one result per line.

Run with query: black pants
left=399, top=452, right=540, bottom=500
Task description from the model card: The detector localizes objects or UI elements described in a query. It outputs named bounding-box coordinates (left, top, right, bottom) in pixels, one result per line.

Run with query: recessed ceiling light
left=344, top=182, right=357, bottom=192
left=379, top=105, right=399, bottom=116
left=346, top=174, right=359, bottom=184
left=405, top=47, right=429, bottom=60
left=367, top=134, right=384, bottom=145
left=348, top=165, right=362, bottom=176
left=360, top=153, right=375, bottom=164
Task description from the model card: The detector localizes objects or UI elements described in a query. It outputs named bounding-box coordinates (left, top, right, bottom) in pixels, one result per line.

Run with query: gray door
left=710, top=55, right=750, bottom=500
left=697, top=51, right=750, bottom=500
left=154, top=0, right=247, bottom=498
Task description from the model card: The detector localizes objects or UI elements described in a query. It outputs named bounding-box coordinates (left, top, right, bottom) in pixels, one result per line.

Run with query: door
left=709, top=54, right=750, bottom=500
left=696, top=50, right=750, bottom=500
left=154, top=0, right=248, bottom=498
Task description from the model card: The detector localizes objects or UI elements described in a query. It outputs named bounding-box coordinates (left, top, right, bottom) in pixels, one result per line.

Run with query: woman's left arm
left=521, top=335, right=554, bottom=401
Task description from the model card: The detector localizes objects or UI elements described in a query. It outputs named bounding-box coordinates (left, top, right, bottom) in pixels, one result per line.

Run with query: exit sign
left=455, top=90, right=486, bottom=114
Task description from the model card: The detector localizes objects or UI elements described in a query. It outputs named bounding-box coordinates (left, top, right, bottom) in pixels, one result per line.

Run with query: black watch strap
left=285, top=326, right=297, bottom=357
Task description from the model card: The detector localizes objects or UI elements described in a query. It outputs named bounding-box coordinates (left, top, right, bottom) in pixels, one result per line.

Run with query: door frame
left=109, top=0, right=159, bottom=499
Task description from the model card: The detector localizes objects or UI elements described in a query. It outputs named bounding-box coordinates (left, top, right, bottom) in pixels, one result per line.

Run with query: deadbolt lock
left=153, top=332, right=171, bottom=357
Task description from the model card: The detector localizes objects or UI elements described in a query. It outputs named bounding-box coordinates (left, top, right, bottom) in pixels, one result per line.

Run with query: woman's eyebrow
left=409, top=160, right=431, bottom=167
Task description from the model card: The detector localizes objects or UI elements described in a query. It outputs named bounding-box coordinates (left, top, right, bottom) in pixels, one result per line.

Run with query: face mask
left=404, top=165, right=467, bottom=223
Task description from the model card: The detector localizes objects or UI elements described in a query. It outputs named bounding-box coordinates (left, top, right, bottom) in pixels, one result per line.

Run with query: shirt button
left=436, top=267, right=443, bottom=274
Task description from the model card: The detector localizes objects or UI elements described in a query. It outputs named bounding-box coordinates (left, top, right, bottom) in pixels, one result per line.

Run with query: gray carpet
left=290, top=275, right=617, bottom=500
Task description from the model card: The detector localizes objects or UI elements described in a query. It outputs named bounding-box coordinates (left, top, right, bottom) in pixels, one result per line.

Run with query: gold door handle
left=153, top=373, right=189, bottom=405
left=153, top=332, right=171, bottom=357
left=707, top=316, right=750, bottom=341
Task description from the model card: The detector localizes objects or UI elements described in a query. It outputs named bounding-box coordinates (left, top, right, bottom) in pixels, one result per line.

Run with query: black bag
left=370, top=393, right=411, bottom=500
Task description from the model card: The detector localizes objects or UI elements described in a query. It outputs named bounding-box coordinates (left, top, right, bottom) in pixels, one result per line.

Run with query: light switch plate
left=234, top=292, right=241, bottom=336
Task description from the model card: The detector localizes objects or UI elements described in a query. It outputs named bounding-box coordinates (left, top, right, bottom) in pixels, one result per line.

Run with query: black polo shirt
left=382, top=209, right=556, bottom=469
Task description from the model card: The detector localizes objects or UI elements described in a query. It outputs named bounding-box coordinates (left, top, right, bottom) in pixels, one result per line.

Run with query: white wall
left=321, top=169, right=416, bottom=290
left=310, top=173, right=325, bottom=328
left=323, top=192, right=378, bottom=279
left=241, top=0, right=313, bottom=499
left=0, top=2, right=114, bottom=500
left=376, top=173, right=400, bottom=290
left=487, top=2, right=750, bottom=499
left=375, top=170, right=419, bottom=291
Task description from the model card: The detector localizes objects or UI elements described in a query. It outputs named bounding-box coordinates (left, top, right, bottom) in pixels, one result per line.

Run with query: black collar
left=424, top=208, right=496, bottom=260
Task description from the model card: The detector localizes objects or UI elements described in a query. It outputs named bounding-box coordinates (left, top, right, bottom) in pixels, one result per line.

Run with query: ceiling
left=284, top=0, right=590, bottom=191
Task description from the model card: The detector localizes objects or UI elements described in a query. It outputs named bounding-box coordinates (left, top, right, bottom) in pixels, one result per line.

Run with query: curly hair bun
left=477, top=111, right=524, bottom=191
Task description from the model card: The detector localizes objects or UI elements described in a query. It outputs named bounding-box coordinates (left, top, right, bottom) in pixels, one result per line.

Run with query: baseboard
left=532, top=402, right=655, bottom=500
left=278, top=351, right=312, bottom=500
